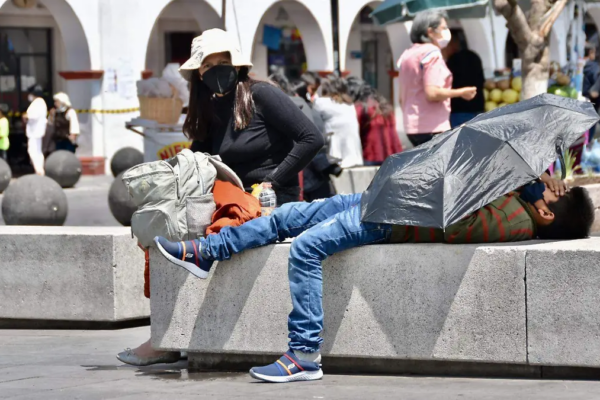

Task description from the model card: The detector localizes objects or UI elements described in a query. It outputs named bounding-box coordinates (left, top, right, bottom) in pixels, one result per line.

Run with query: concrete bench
left=149, top=238, right=600, bottom=374
left=0, top=226, right=149, bottom=327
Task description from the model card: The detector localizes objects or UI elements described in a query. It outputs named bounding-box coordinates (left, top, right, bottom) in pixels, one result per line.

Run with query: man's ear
left=537, top=208, right=555, bottom=221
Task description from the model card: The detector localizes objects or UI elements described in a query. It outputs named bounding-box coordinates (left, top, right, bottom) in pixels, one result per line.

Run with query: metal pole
left=331, top=0, right=341, bottom=75
left=222, top=0, right=227, bottom=30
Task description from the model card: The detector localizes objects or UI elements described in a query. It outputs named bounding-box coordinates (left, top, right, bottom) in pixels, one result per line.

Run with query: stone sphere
left=0, top=158, right=11, bottom=193
left=108, top=172, right=137, bottom=226
left=45, top=150, right=82, bottom=188
left=2, top=174, right=68, bottom=226
left=111, top=147, right=144, bottom=177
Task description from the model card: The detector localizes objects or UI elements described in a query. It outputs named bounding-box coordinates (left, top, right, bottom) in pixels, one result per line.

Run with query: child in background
left=0, top=109, right=9, bottom=161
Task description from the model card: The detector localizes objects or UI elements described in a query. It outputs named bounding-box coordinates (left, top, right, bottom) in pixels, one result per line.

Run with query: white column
left=385, top=22, right=412, bottom=149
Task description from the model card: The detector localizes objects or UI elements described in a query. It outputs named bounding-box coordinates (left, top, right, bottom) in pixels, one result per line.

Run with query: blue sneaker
left=154, top=237, right=213, bottom=279
left=249, top=350, right=323, bottom=383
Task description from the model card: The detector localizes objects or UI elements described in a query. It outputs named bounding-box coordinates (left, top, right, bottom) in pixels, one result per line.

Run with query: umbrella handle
left=556, top=144, right=566, bottom=180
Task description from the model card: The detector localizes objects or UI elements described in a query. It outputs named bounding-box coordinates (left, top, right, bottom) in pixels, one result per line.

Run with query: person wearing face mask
left=22, top=85, right=47, bottom=175
left=398, top=10, right=477, bottom=147
left=116, top=29, right=323, bottom=368
left=48, top=92, right=79, bottom=153
left=183, top=29, right=323, bottom=205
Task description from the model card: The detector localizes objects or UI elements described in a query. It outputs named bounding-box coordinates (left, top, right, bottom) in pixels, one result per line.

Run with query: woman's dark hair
left=319, top=77, right=353, bottom=105
left=300, top=71, right=321, bottom=87
left=183, top=66, right=256, bottom=141
left=292, top=80, right=309, bottom=101
left=345, top=76, right=393, bottom=117
left=268, top=71, right=295, bottom=96
left=536, top=186, right=595, bottom=240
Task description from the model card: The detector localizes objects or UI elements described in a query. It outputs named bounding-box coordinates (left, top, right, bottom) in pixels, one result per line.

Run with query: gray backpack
left=122, top=149, right=243, bottom=248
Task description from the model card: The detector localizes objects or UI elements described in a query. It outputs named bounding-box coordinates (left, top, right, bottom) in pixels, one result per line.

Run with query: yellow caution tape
left=6, top=108, right=140, bottom=117
left=75, top=108, right=140, bottom=114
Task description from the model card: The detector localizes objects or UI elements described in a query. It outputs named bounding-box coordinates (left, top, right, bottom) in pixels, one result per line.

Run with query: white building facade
left=0, top=0, right=597, bottom=173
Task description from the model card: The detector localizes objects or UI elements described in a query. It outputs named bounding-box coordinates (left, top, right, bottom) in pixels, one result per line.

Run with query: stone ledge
left=150, top=238, right=600, bottom=370
left=0, top=226, right=149, bottom=324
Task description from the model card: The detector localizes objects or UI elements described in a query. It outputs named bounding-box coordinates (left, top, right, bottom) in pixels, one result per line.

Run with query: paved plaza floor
left=1, top=326, right=600, bottom=400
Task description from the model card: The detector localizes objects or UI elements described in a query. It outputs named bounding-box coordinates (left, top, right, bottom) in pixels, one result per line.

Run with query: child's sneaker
left=249, top=351, right=323, bottom=383
left=154, top=237, right=213, bottom=279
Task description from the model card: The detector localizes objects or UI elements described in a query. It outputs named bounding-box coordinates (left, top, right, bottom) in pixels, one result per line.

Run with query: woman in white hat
left=182, top=29, right=323, bottom=204
left=49, top=92, right=79, bottom=153
left=117, top=28, right=324, bottom=367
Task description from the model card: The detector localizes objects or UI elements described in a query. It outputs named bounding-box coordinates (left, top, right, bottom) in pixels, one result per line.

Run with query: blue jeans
left=450, top=112, right=479, bottom=128
left=200, top=194, right=393, bottom=353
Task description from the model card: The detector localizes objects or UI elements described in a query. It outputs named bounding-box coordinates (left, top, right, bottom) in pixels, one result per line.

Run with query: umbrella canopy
left=360, top=94, right=600, bottom=229
left=370, top=0, right=488, bottom=25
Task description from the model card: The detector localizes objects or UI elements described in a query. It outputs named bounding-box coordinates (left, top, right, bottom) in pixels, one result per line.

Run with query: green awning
left=371, top=0, right=489, bottom=25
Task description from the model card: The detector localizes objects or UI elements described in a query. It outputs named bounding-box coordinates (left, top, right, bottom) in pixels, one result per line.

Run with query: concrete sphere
left=45, top=150, right=82, bottom=188
left=111, top=147, right=144, bottom=177
left=0, top=158, right=11, bottom=193
left=2, top=174, right=68, bottom=226
left=108, top=172, right=137, bottom=226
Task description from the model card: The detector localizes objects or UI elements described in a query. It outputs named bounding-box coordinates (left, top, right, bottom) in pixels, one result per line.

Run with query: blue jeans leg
left=201, top=194, right=363, bottom=261
left=287, top=203, right=392, bottom=353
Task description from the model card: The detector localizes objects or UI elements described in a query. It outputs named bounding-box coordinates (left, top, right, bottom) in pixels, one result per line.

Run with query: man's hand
left=540, top=172, right=568, bottom=196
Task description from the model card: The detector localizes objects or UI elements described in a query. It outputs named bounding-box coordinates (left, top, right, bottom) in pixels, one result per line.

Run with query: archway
left=144, top=0, right=222, bottom=77
left=342, top=2, right=394, bottom=102
left=0, top=0, right=93, bottom=167
left=250, top=1, right=329, bottom=79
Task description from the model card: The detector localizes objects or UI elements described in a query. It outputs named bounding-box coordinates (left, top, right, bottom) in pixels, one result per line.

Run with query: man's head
left=27, top=85, right=43, bottom=102
left=528, top=186, right=595, bottom=240
left=444, top=32, right=461, bottom=58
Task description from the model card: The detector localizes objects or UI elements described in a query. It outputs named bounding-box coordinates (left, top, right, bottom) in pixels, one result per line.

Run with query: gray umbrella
left=360, top=94, right=600, bottom=229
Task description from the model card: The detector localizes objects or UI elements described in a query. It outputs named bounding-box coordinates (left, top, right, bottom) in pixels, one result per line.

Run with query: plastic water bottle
left=258, top=183, right=277, bottom=216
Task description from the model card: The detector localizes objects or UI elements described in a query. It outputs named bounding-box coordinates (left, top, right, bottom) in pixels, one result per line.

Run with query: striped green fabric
left=390, top=194, right=536, bottom=244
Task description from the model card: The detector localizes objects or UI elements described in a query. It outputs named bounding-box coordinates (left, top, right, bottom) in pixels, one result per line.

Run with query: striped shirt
left=390, top=194, right=536, bottom=244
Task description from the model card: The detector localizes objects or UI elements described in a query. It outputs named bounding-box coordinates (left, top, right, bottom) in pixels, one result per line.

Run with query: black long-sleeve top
left=191, top=82, right=324, bottom=194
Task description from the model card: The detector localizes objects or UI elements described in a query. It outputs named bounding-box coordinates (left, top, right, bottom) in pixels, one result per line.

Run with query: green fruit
left=553, top=87, right=570, bottom=98
left=568, top=87, right=578, bottom=99
left=548, top=85, right=560, bottom=95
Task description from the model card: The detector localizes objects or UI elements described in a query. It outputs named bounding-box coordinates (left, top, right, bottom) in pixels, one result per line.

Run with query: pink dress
left=398, top=43, right=453, bottom=135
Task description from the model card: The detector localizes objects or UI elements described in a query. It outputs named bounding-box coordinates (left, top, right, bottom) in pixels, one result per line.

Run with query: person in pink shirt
left=398, top=10, right=477, bottom=147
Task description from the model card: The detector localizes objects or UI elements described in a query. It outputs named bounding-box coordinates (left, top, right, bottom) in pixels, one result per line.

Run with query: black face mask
left=202, top=65, right=238, bottom=94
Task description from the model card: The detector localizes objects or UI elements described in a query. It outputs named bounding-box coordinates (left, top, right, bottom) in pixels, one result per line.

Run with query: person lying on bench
left=154, top=172, right=594, bottom=383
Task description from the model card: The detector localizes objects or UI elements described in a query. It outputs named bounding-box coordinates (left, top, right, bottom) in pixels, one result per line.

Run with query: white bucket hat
left=179, top=29, right=253, bottom=82
left=53, top=92, right=71, bottom=107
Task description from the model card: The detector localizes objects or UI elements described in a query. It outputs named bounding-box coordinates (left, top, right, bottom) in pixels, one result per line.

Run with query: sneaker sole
left=154, top=238, right=209, bottom=279
left=249, top=368, right=323, bottom=383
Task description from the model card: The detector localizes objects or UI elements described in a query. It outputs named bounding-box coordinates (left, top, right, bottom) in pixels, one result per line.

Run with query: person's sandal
left=116, top=349, right=181, bottom=366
